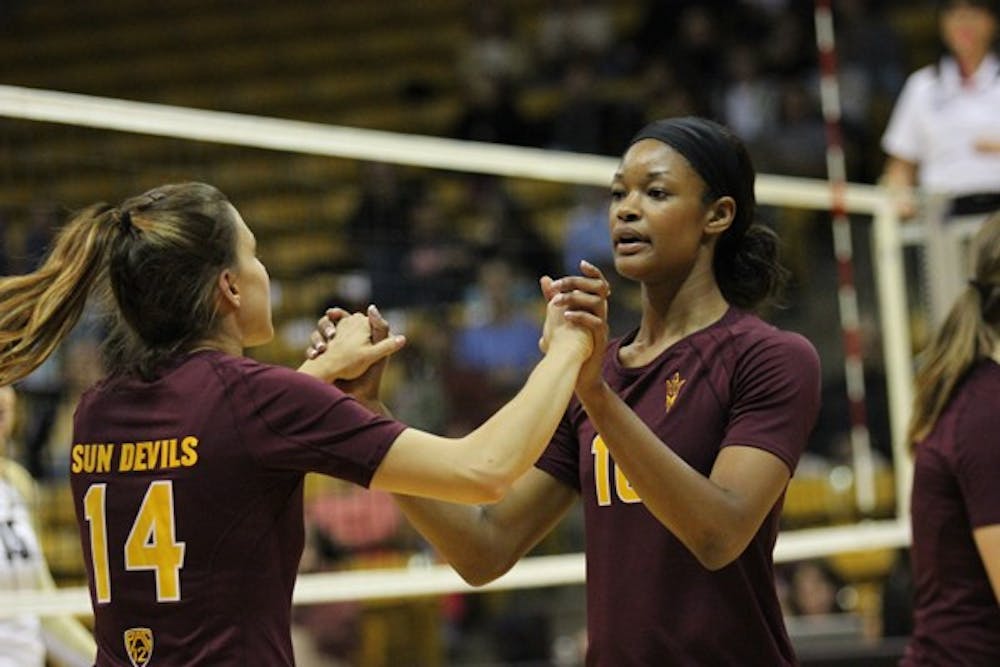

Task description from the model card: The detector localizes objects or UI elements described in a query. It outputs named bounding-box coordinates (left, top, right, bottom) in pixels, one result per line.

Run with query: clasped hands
left=304, top=260, right=612, bottom=397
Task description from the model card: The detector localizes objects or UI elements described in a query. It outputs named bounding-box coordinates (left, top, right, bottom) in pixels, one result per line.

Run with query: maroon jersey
left=537, top=308, right=820, bottom=666
left=903, top=360, right=1000, bottom=666
left=69, top=350, right=406, bottom=666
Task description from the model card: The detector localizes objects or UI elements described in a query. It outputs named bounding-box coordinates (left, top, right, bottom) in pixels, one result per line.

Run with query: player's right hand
left=299, top=307, right=405, bottom=383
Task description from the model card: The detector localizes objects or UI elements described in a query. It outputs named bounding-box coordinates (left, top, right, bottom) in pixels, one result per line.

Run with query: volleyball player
left=0, top=182, right=596, bottom=666
left=902, top=212, right=1000, bottom=665
left=316, top=117, right=822, bottom=665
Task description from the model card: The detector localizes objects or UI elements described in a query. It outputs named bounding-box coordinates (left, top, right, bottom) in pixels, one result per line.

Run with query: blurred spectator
left=640, top=60, right=704, bottom=121
left=813, top=316, right=893, bottom=464
left=535, top=0, right=616, bottom=81
left=716, top=43, right=781, bottom=151
left=758, top=81, right=828, bottom=179
left=1, top=385, right=96, bottom=667
left=452, top=255, right=542, bottom=407
left=835, top=0, right=906, bottom=124
left=669, top=5, right=727, bottom=113
left=344, top=162, right=424, bottom=309
left=456, top=3, right=527, bottom=89
left=382, top=310, right=455, bottom=436
left=460, top=174, right=559, bottom=279
left=40, top=339, right=104, bottom=480
left=632, top=0, right=721, bottom=70
left=786, top=560, right=846, bottom=618
left=404, top=188, right=476, bottom=308
left=561, top=186, right=612, bottom=276
left=450, top=77, right=536, bottom=147
left=17, top=353, right=63, bottom=480
left=881, top=0, right=1000, bottom=218
left=545, top=58, right=643, bottom=155
left=760, top=5, right=817, bottom=80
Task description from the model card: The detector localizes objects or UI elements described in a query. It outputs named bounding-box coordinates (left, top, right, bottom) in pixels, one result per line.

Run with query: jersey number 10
left=83, top=480, right=186, bottom=604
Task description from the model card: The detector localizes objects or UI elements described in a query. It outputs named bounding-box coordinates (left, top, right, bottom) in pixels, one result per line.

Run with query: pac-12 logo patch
left=124, top=627, right=153, bottom=667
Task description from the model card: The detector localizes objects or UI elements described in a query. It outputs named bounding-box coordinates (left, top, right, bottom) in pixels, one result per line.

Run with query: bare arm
left=351, top=362, right=576, bottom=585
left=880, top=156, right=919, bottom=218
left=394, top=468, right=576, bottom=585
left=575, top=383, right=790, bottom=570
left=310, top=292, right=592, bottom=504
left=556, top=267, right=795, bottom=570
left=973, top=524, right=1000, bottom=604
left=370, top=337, right=585, bottom=504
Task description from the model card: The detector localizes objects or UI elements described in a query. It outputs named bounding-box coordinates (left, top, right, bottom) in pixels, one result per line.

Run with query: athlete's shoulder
left=202, top=350, right=320, bottom=388
left=724, top=310, right=820, bottom=369
left=726, top=309, right=816, bottom=347
left=954, top=361, right=1000, bottom=426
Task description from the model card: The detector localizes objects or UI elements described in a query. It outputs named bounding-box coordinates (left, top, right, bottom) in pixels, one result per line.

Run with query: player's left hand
left=541, top=260, right=610, bottom=393
left=336, top=304, right=394, bottom=402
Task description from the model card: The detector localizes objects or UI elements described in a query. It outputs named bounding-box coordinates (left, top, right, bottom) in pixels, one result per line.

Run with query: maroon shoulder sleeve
left=722, top=331, right=821, bottom=473
left=232, top=360, right=407, bottom=487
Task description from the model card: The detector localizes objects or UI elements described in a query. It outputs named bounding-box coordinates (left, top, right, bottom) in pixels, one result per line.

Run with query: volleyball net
left=0, top=84, right=917, bottom=619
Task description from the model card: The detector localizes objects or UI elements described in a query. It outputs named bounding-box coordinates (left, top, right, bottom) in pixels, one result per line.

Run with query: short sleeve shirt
left=881, top=55, right=1000, bottom=195
left=536, top=308, right=821, bottom=666
left=69, top=351, right=406, bottom=666
left=903, top=360, right=1000, bottom=666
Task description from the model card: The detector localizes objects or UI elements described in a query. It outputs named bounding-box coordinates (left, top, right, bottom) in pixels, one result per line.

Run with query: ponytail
left=0, top=204, right=119, bottom=385
left=714, top=222, right=789, bottom=311
left=908, top=213, right=1000, bottom=446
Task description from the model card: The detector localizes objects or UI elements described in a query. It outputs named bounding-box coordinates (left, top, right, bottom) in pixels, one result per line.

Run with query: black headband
left=629, top=117, right=754, bottom=236
left=630, top=118, right=743, bottom=198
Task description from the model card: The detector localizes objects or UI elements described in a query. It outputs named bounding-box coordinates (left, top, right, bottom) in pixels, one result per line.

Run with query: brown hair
left=907, top=212, right=1000, bottom=445
left=0, top=182, right=237, bottom=383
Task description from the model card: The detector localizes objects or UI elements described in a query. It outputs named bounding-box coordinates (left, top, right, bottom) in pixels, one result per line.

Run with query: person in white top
left=0, top=385, right=95, bottom=667
left=881, top=0, right=1000, bottom=218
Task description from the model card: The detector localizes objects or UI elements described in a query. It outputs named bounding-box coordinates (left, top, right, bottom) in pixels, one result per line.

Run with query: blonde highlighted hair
left=0, top=182, right=237, bottom=384
left=907, top=212, right=1000, bottom=446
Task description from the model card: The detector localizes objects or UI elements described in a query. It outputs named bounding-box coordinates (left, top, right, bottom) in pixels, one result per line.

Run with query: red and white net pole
left=814, top=0, right=876, bottom=513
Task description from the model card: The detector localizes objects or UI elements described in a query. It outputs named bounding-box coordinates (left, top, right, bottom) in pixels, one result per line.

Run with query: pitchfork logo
left=124, top=627, right=153, bottom=667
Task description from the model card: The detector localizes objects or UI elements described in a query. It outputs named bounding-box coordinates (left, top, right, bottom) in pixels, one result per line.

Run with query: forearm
left=880, top=157, right=917, bottom=190
left=393, top=495, right=509, bottom=585
left=579, top=383, right=752, bottom=569
left=297, top=357, right=335, bottom=382
left=459, top=344, right=584, bottom=491
left=393, top=468, right=575, bottom=585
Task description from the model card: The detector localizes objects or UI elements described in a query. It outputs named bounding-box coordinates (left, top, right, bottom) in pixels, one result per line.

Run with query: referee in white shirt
left=881, top=0, right=1000, bottom=322
left=882, top=0, right=1000, bottom=216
